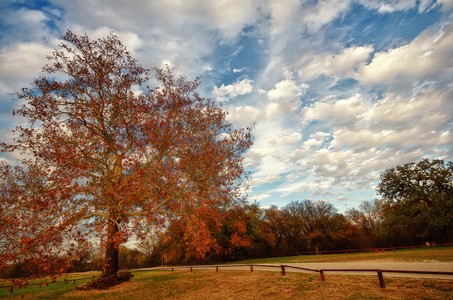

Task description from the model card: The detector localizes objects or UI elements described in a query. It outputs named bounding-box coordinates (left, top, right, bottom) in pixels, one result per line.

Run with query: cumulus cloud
left=298, top=46, right=373, bottom=81
left=225, top=105, right=260, bottom=127
left=0, top=42, right=53, bottom=93
left=358, top=25, right=453, bottom=89
left=269, top=132, right=303, bottom=144
left=213, top=78, right=254, bottom=102
left=302, top=94, right=370, bottom=127
left=2, top=0, right=452, bottom=211
left=248, top=174, right=281, bottom=186
left=300, top=0, right=351, bottom=33
left=265, top=79, right=308, bottom=119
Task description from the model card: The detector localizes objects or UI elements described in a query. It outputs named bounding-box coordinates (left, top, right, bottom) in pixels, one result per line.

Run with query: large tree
left=376, top=158, right=453, bottom=242
left=0, top=31, right=253, bottom=280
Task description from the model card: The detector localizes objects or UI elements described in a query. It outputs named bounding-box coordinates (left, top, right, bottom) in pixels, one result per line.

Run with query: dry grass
left=57, top=270, right=453, bottom=300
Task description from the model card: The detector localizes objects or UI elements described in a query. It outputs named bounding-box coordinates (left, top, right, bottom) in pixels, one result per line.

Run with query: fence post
left=251, top=265, right=253, bottom=272
left=172, top=268, right=174, bottom=272
left=320, top=270, right=325, bottom=281
left=281, top=265, right=286, bottom=275
left=190, top=267, right=193, bottom=272
left=345, top=250, right=347, bottom=255
left=412, top=246, right=415, bottom=252
left=216, top=266, right=218, bottom=272
left=377, top=270, right=385, bottom=288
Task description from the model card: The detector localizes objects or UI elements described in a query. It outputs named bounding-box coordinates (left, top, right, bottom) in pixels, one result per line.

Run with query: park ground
left=1, top=246, right=452, bottom=299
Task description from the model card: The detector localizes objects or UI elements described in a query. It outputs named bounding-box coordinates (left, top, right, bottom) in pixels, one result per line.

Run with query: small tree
left=377, top=158, right=453, bottom=242
left=0, top=31, right=253, bottom=281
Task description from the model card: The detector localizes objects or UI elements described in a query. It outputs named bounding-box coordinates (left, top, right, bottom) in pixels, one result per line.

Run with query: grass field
left=1, top=246, right=452, bottom=299
left=2, top=270, right=452, bottom=300
left=233, top=245, right=453, bottom=264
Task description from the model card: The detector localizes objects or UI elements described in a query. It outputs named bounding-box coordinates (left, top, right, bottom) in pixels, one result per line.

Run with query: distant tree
left=118, top=247, right=147, bottom=270
left=0, top=31, right=253, bottom=283
left=284, top=200, right=339, bottom=254
left=377, top=158, right=453, bottom=242
left=322, top=213, right=360, bottom=251
left=135, top=233, right=161, bottom=267
left=346, top=199, right=384, bottom=247
left=263, top=206, right=287, bottom=253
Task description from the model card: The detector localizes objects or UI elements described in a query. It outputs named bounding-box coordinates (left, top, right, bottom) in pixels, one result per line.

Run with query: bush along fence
left=159, top=264, right=453, bottom=289
left=279, top=242, right=453, bottom=257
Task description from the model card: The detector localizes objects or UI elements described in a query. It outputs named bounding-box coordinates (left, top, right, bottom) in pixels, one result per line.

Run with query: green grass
left=231, top=246, right=453, bottom=264
left=0, top=272, right=100, bottom=299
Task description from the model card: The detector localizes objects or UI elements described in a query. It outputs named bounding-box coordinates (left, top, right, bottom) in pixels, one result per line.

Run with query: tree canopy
left=376, top=158, right=453, bottom=241
left=0, top=31, right=253, bottom=281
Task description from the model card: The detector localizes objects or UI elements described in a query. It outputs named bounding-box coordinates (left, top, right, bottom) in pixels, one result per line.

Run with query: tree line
left=158, top=158, right=453, bottom=265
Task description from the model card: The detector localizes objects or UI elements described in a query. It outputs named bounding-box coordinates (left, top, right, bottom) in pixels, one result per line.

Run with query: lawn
left=0, top=272, right=100, bottom=299
left=3, top=270, right=452, bottom=300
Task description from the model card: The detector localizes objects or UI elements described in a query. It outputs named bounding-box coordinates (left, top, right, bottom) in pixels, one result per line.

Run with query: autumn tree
left=284, top=200, right=340, bottom=254
left=161, top=202, right=252, bottom=264
left=0, top=31, right=253, bottom=282
left=377, top=158, right=453, bottom=242
left=346, top=199, right=384, bottom=247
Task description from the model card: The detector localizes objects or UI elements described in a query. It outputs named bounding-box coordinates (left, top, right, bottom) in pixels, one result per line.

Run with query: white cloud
left=298, top=46, right=373, bottom=81
left=213, top=78, right=254, bottom=102
left=250, top=194, right=271, bottom=201
left=0, top=42, right=53, bottom=93
left=302, top=94, right=370, bottom=126
left=439, top=0, right=453, bottom=11
left=269, top=132, right=303, bottom=144
left=358, top=25, right=453, bottom=89
left=301, top=0, right=351, bottom=33
left=357, top=0, right=417, bottom=13
left=264, top=79, right=308, bottom=119
left=248, top=174, right=281, bottom=187
left=225, top=105, right=261, bottom=127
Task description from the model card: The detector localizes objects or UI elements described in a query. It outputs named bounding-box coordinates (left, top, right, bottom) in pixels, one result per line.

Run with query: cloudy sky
left=1, top=0, right=452, bottom=212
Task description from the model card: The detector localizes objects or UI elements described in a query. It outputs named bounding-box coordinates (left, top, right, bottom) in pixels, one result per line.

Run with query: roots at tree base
left=76, top=271, right=134, bottom=290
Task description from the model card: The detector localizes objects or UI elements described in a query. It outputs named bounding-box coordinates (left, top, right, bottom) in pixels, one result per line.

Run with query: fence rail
left=160, top=264, right=453, bottom=289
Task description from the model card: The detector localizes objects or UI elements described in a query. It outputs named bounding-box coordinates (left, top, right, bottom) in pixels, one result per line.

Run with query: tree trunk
left=314, top=243, right=319, bottom=255
left=102, top=220, right=120, bottom=278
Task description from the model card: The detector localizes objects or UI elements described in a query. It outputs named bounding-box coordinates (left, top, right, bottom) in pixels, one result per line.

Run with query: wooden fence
left=159, top=264, right=453, bottom=289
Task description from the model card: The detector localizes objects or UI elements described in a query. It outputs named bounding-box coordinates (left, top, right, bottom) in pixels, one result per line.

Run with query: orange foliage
left=0, top=31, right=253, bottom=283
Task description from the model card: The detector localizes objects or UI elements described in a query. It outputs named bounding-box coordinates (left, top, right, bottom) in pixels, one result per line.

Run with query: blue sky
left=1, top=0, right=452, bottom=213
